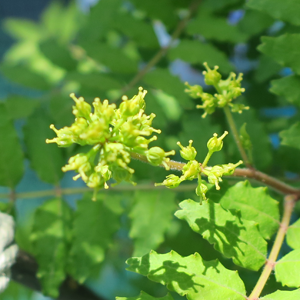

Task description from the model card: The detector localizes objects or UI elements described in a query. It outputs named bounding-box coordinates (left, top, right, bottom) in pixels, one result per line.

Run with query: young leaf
left=67, top=194, right=122, bottom=283
left=287, top=218, right=300, bottom=249
left=270, top=75, right=300, bottom=106
left=0, top=103, right=24, bottom=188
left=207, top=181, right=280, bottom=240
left=258, top=34, right=300, bottom=75
left=247, top=0, right=300, bottom=26
left=129, top=190, right=176, bottom=256
left=168, top=40, right=233, bottom=74
left=279, top=122, right=300, bottom=150
left=275, top=249, right=300, bottom=287
left=116, top=291, right=174, bottom=300
left=175, top=199, right=267, bottom=270
left=260, top=289, right=300, bottom=300
left=126, top=250, right=247, bottom=300
left=23, top=109, right=64, bottom=184
left=30, top=198, right=73, bottom=298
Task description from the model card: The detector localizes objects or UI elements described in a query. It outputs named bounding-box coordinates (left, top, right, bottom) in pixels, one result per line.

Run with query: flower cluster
left=46, top=87, right=175, bottom=196
left=185, top=62, right=249, bottom=118
left=157, top=132, right=243, bottom=204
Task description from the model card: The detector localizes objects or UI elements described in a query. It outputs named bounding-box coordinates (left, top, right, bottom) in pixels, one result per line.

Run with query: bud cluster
left=46, top=87, right=175, bottom=194
left=185, top=62, right=248, bottom=118
left=156, top=133, right=243, bottom=204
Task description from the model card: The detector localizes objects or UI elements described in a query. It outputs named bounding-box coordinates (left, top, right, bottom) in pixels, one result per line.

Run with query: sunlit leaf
left=127, top=250, right=246, bottom=300
left=175, top=199, right=267, bottom=270
left=261, top=289, right=300, bottom=300
left=287, top=218, right=300, bottom=249
left=279, top=122, right=300, bottom=150
left=116, top=291, right=174, bottom=300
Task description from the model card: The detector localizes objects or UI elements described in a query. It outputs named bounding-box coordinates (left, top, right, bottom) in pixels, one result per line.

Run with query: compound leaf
left=247, top=0, right=300, bottom=26
left=261, top=289, right=300, bottom=300
left=279, top=122, right=300, bottom=150
left=270, top=75, right=300, bottom=106
left=0, top=103, right=24, bottom=188
left=67, top=194, right=122, bottom=283
left=30, top=198, right=73, bottom=298
left=129, top=190, right=176, bottom=257
left=287, top=218, right=300, bottom=249
left=116, top=291, right=174, bottom=300
left=275, top=249, right=300, bottom=287
left=168, top=40, right=233, bottom=73
left=23, top=109, right=64, bottom=184
left=258, top=34, right=300, bottom=75
left=207, top=181, right=280, bottom=240
left=126, top=250, right=246, bottom=300
left=175, top=199, right=267, bottom=270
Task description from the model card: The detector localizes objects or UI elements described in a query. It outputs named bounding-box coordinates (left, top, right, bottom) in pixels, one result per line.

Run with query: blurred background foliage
left=0, top=0, right=300, bottom=299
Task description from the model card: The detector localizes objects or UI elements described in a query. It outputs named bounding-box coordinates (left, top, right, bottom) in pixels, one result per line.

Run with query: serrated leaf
left=207, top=181, right=280, bottom=240
left=287, top=218, right=300, bottom=249
left=247, top=0, right=300, bottom=26
left=80, top=42, right=138, bottom=74
left=39, top=39, right=77, bottom=71
left=275, top=249, right=300, bottom=287
left=168, top=40, right=233, bottom=73
left=23, top=109, right=64, bottom=184
left=175, top=199, right=267, bottom=270
left=129, top=190, right=176, bottom=257
left=66, top=72, right=122, bottom=91
left=4, top=96, right=40, bottom=119
left=113, top=12, right=159, bottom=48
left=30, top=198, right=73, bottom=298
left=127, top=250, right=246, bottom=300
left=143, top=68, right=193, bottom=109
left=0, top=64, right=51, bottom=90
left=270, top=75, right=300, bottom=106
left=116, top=291, right=174, bottom=300
left=0, top=103, right=24, bottom=187
left=187, top=14, right=247, bottom=43
left=67, top=194, right=122, bottom=283
left=261, top=289, right=300, bottom=300
left=258, top=34, right=300, bottom=75
left=279, top=122, right=300, bottom=150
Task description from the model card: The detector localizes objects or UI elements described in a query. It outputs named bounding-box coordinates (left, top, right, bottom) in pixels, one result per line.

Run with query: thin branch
left=248, top=195, right=296, bottom=300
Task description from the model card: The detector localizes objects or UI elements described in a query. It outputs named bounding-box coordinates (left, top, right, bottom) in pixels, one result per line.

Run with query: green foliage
left=286, top=218, right=300, bottom=249
left=279, top=122, right=300, bottom=149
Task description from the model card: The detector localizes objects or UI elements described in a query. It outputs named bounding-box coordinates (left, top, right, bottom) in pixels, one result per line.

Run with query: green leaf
left=258, top=34, right=300, bottom=75
left=187, top=13, right=247, bottom=43
left=261, top=289, right=300, bottom=300
left=113, top=12, right=159, bottom=48
left=247, top=0, right=300, bottom=26
left=175, top=199, right=267, bottom=270
left=39, top=39, right=77, bottom=71
left=279, top=122, right=300, bottom=150
left=67, top=194, right=122, bottom=283
left=66, top=72, right=122, bottom=91
left=80, top=42, right=138, bottom=74
left=0, top=64, right=51, bottom=90
left=4, top=95, right=40, bottom=119
left=129, top=190, right=176, bottom=256
left=49, top=94, right=74, bottom=126
left=270, top=75, right=300, bottom=106
left=275, top=249, right=300, bottom=287
left=0, top=103, right=24, bottom=187
left=168, top=40, right=233, bottom=73
left=30, top=198, right=73, bottom=298
left=116, top=291, right=174, bottom=300
left=143, top=68, right=193, bottom=109
left=23, top=109, right=64, bottom=184
left=287, top=218, right=300, bottom=249
left=207, top=181, right=280, bottom=240
left=127, top=250, right=246, bottom=300
left=254, top=55, right=282, bottom=83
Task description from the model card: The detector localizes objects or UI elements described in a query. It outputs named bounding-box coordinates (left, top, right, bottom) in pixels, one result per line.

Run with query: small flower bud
left=184, top=82, right=203, bottom=98
left=195, top=180, right=208, bottom=204
left=207, top=131, right=228, bottom=153
left=177, top=140, right=197, bottom=161
left=181, top=160, right=200, bottom=181
left=203, top=62, right=222, bottom=86
left=146, top=147, right=175, bottom=167
left=70, top=93, right=92, bottom=120
left=155, top=174, right=182, bottom=188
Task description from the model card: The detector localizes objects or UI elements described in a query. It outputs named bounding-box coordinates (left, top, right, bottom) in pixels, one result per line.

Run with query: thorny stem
left=223, top=105, right=253, bottom=169
left=248, top=195, right=297, bottom=300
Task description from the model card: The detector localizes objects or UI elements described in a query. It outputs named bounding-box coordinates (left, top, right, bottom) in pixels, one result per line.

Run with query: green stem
left=248, top=195, right=296, bottom=300
left=223, top=105, right=253, bottom=169
left=202, top=151, right=213, bottom=168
